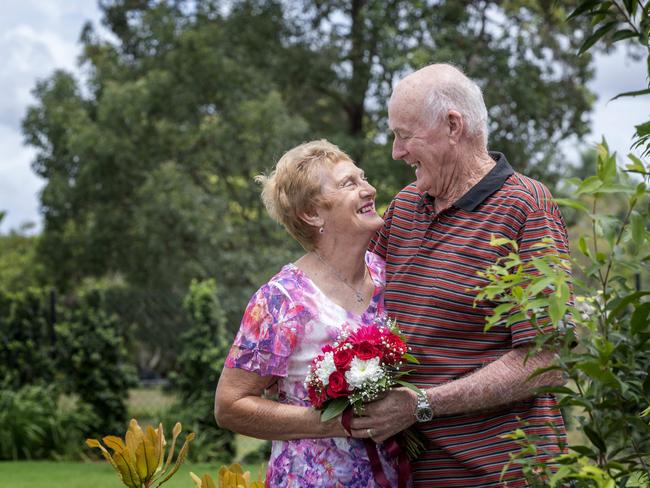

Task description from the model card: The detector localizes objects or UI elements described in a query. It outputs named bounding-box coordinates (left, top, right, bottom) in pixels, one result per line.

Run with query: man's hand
left=348, top=387, right=419, bottom=442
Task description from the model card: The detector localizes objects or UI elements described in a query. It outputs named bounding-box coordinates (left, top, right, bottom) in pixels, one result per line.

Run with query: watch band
left=415, top=388, right=434, bottom=422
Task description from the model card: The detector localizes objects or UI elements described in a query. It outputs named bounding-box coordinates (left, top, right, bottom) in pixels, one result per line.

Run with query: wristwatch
left=414, top=388, right=434, bottom=422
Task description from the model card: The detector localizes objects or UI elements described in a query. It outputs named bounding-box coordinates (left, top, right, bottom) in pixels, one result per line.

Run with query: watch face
left=416, top=408, right=433, bottom=422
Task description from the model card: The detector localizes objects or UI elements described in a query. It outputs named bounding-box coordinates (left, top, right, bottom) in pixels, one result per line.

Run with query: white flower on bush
left=345, top=356, right=384, bottom=389
left=315, top=352, right=337, bottom=386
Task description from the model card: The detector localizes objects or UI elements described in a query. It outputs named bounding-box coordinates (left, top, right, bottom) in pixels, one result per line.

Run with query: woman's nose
left=360, top=180, right=376, bottom=197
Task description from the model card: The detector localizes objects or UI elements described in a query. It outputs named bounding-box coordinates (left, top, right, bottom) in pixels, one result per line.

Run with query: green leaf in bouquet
left=320, top=398, right=349, bottom=422
left=394, top=380, right=421, bottom=394
left=402, top=353, right=419, bottom=364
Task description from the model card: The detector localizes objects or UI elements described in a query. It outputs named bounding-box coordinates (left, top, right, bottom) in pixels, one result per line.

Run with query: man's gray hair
left=424, top=71, right=488, bottom=147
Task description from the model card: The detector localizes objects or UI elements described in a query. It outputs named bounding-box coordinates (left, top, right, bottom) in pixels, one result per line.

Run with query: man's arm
left=348, top=346, right=564, bottom=442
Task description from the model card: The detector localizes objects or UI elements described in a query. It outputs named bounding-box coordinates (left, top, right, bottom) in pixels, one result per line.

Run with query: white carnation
left=315, top=352, right=337, bottom=386
left=345, top=356, right=384, bottom=389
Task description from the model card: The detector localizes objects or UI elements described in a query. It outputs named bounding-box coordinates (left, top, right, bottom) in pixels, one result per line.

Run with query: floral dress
left=225, top=251, right=399, bottom=487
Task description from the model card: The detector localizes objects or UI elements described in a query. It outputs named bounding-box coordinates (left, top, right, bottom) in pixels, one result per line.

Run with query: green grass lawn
left=0, top=461, right=265, bottom=488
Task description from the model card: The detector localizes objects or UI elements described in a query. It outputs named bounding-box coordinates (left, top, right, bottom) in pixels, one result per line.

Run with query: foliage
left=0, top=288, right=56, bottom=389
left=473, top=4, right=650, bottom=485
left=283, top=0, right=595, bottom=186
left=0, top=230, right=43, bottom=292
left=86, top=418, right=195, bottom=488
left=567, top=0, right=650, bottom=158
left=56, top=289, right=138, bottom=437
left=20, top=1, right=599, bottom=373
left=476, top=142, right=650, bottom=486
left=190, top=463, right=264, bottom=488
left=0, top=385, right=96, bottom=461
left=166, top=279, right=236, bottom=462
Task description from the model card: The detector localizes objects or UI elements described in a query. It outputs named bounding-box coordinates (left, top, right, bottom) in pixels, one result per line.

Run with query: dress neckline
left=286, top=253, right=380, bottom=319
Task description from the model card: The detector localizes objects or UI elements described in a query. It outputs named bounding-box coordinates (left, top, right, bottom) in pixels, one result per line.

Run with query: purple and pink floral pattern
left=225, top=251, right=398, bottom=487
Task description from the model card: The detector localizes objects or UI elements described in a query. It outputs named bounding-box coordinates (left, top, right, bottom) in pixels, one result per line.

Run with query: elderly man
left=350, top=64, right=569, bottom=486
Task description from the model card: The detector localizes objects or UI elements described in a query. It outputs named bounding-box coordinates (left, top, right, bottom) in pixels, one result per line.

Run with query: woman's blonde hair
left=256, top=139, right=352, bottom=251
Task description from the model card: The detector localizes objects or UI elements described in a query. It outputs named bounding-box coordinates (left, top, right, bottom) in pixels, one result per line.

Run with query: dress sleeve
left=225, top=281, right=305, bottom=377
left=509, top=206, right=574, bottom=347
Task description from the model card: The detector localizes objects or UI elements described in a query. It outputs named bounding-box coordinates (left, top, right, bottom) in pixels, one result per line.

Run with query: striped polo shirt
left=370, top=152, right=568, bottom=487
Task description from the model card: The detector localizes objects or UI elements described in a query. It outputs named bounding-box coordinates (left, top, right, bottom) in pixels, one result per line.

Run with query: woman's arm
left=214, top=367, right=347, bottom=440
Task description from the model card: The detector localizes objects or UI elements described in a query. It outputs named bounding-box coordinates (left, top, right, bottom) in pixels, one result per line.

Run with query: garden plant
left=474, top=3, right=650, bottom=485
left=86, top=419, right=195, bottom=488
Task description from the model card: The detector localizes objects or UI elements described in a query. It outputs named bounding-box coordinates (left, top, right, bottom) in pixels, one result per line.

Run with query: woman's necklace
left=313, top=251, right=367, bottom=303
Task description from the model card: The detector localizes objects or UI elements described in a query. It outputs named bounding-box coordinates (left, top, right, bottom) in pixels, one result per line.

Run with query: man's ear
left=447, top=110, right=463, bottom=145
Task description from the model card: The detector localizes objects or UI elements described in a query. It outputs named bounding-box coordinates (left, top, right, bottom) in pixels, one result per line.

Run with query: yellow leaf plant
left=86, top=418, right=195, bottom=488
left=190, top=463, right=264, bottom=488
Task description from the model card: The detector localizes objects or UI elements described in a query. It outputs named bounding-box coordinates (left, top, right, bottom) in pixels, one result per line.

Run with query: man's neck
left=433, top=151, right=495, bottom=213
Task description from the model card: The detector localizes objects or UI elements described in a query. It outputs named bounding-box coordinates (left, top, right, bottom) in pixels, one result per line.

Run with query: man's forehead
left=388, top=97, right=423, bottom=131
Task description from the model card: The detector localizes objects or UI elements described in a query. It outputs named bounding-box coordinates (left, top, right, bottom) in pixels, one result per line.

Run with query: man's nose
left=392, top=137, right=407, bottom=160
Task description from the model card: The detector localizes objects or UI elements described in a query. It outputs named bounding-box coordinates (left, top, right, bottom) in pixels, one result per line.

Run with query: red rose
left=380, top=334, right=407, bottom=364
left=356, top=341, right=382, bottom=361
left=322, top=344, right=334, bottom=353
left=333, top=348, right=354, bottom=370
left=326, top=371, right=349, bottom=398
left=308, top=386, right=327, bottom=408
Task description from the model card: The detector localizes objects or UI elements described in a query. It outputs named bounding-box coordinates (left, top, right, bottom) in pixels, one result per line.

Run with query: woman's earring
left=319, top=226, right=324, bottom=234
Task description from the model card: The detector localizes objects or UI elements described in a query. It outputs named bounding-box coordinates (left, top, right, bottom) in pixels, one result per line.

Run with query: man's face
left=388, top=94, right=453, bottom=197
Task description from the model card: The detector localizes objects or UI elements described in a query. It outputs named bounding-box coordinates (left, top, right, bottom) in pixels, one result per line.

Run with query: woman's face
left=316, top=160, right=384, bottom=239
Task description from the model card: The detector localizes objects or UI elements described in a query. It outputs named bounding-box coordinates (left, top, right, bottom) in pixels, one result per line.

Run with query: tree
left=0, top=231, right=43, bottom=293
left=23, top=1, right=307, bottom=350
left=275, top=0, right=596, bottom=186
left=22, top=0, right=599, bottom=371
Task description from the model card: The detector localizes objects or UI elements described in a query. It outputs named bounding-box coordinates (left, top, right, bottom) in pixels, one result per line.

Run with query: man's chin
left=414, top=180, right=431, bottom=194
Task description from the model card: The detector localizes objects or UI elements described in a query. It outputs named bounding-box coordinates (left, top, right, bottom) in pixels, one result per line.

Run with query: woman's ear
left=299, top=208, right=324, bottom=229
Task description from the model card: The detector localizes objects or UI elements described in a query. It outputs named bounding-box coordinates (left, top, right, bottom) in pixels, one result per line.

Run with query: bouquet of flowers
left=304, top=315, right=424, bottom=460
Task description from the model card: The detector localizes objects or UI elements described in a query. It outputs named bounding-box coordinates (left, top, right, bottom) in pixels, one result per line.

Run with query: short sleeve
left=509, top=207, right=574, bottom=347
left=225, top=281, right=307, bottom=377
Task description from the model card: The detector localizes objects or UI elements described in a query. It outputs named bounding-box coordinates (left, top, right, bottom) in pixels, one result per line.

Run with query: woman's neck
left=307, top=236, right=368, bottom=282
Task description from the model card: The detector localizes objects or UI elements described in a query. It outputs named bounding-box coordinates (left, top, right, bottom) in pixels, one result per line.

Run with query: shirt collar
left=452, top=151, right=514, bottom=211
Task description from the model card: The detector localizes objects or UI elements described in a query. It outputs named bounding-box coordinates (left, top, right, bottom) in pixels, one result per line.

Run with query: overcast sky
left=1, top=1, right=648, bottom=233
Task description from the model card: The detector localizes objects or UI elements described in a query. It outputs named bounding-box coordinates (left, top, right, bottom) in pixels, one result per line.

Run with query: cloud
left=586, top=48, right=649, bottom=158
left=0, top=3, right=648, bottom=234
left=0, top=1, right=103, bottom=233
left=0, top=124, right=44, bottom=233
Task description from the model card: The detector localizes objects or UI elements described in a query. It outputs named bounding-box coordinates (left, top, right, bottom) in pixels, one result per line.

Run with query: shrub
left=167, top=279, right=236, bottom=462
left=0, top=288, right=56, bottom=389
left=0, top=385, right=96, bottom=460
left=56, top=289, right=138, bottom=436
left=477, top=144, right=650, bottom=486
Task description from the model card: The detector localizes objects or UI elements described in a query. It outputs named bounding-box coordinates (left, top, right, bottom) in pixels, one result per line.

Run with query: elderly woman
left=215, top=140, right=398, bottom=486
